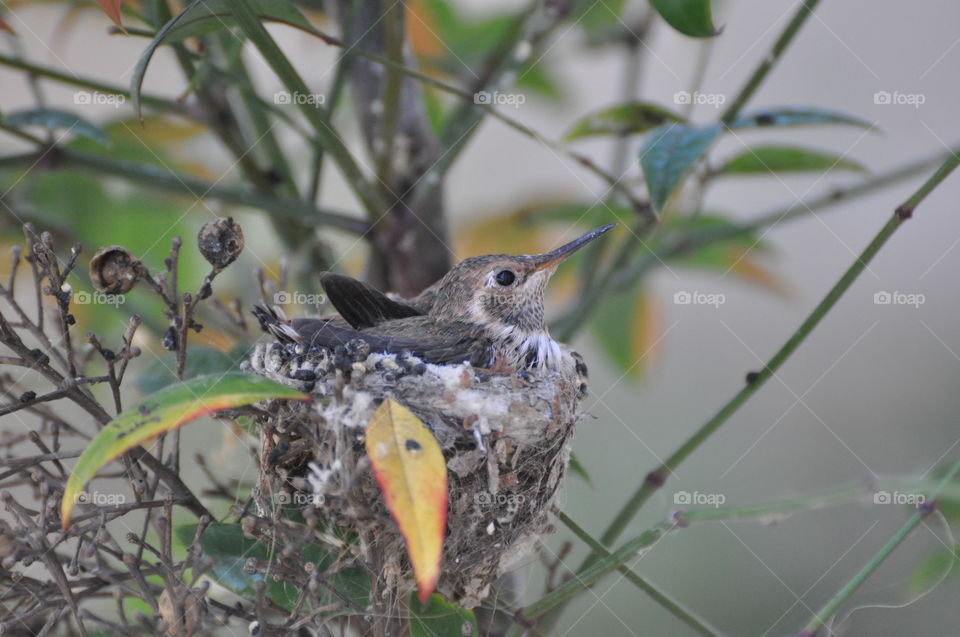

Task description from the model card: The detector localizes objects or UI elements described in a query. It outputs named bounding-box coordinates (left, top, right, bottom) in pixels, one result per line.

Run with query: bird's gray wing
left=292, top=318, right=494, bottom=367
left=319, top=272, right=423, bottom=329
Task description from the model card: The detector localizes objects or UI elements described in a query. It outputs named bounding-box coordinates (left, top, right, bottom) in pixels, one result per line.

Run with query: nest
left=242, top=338, right=588, bottom=609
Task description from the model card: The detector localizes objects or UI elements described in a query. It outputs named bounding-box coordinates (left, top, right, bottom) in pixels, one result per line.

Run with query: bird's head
left=431, top=224, right=616, bottom=334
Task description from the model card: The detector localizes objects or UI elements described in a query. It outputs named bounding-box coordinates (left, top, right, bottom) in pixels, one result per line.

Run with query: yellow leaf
left=366, top=399, right=447, bottom=604
left=630, top=291, right=661, bottom=372
left=406, top=0, right=443, bottom=58
left=726, top=247, right=787, bottom=296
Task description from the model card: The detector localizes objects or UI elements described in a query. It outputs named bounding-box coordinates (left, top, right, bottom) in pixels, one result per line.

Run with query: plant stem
left=797, top=456, right=960, bottom=636
left=229, top=0, right=387, bottom=218
left=522, top=473, right=960, bottom=635
left=594, top=150, right=959, bottom=555
left=558, top=512, right=726, bottom=637
left=553, top=146, right=957, bottom=338
left=512, top=520, right=676, bottom=628
left=720, top=0, right=823, bottom=125
left=374, top=0, right=405, bottom=189
left=0, top=147, right=367, bottom=234
left=0, top=53, right=185, bottom=114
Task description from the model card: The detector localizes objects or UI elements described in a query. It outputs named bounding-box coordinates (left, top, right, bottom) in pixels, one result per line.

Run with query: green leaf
left=657, top=214, right=783, bottom=293
left=136, top=346, right=244, bottom=394
left=565, top=102, right=684, bottom=141
left=4, top=108, right=109, bottom=146
left=569, top=452, right=594, bottom=488
left=591, top=288, right=650, bottom=378
left=731, top=106, right=873, bottom=130
left=717, top=145, right=867, bottom=176
left=62, top=373, right=308, bottom=527
left=910, top=546, right=959, bottom=595
left=409, top=592, right=479, bottom=637
left=640, top=123, right=720, bottom=212
left=529, top=202, right=633, bottom=228
left=131, top=0, right=314, bottom=119
left=569, top=0, right=627, bottom=35
left=650, top=0, right=718, bottom=38
left=176, top=522, right=369, bottom=613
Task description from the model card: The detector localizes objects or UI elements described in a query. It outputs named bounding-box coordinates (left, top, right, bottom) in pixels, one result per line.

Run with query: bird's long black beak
left=532, top=223, right=617, bottom=271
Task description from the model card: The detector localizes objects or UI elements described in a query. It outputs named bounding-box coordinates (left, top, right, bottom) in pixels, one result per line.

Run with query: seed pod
left=158, top=588, right=205, bottom=637
left=197, top=217, right=244, bottom=269
left=89, top=246, right=140, bottom=294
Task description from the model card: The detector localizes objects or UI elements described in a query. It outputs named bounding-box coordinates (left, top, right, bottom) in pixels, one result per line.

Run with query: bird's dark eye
left=495, top=269, right=516, bottom=286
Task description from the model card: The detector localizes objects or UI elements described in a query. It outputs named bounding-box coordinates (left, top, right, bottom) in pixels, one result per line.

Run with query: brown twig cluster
left=0, top=223, right=314, bottom=636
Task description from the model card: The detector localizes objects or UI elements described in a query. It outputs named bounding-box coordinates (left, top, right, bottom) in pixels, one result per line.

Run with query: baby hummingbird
left=255, top=224, right=615, bottom=372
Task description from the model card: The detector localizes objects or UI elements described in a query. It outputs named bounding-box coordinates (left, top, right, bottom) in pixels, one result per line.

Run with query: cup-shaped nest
left=243, top=339, right=587, bottom=608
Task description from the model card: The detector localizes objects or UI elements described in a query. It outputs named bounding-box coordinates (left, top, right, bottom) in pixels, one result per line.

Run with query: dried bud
left=198, top=217, right=244, bottom=269
left=90, top=246, right=140, bottom=294
left=158, top=588, right=205, bottom=637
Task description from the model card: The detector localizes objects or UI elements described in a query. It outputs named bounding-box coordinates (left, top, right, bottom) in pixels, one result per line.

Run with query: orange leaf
left=406, top=0, right=443, bottom=58
left=366, top=399, right=447, bottom=603
left=0, top=16, right=15, bottom=34
left=95, top=0, right=123, bottom=27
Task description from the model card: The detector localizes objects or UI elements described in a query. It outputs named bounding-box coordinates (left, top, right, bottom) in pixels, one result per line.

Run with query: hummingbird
left=254, top=224, right=615, bottom=372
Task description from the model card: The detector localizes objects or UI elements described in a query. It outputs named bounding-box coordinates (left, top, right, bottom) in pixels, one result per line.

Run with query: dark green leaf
left=569, top=453, right=593, bottom=488
left=409, top=592, right=479, bottom=637
left=565, top=102, right=684, bottom=141
left=4, top=108, right=109, bottom=146
left=131, top=0, right=314, bottom=119
left=718, top=145, right=866, bottom=176
left=175, top=522, right=369, bottom=614
left=650, top=0, right=718, bottom=38
left=731, top=106, right=873, bottom=131
left=640, top=123, right=720, bottom=212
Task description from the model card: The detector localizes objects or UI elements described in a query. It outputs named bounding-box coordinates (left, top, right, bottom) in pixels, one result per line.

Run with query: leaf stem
left=0, top=147, right=368, bottom=234
left=719, top=0, right=823, bottom=124
left=229, top=0, right=387, bottom=218
left=594, top=150, right=959, bottom=555
left=558, top=512, right=726, bottom=637
left=797, top=456, right=960, bottom=636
